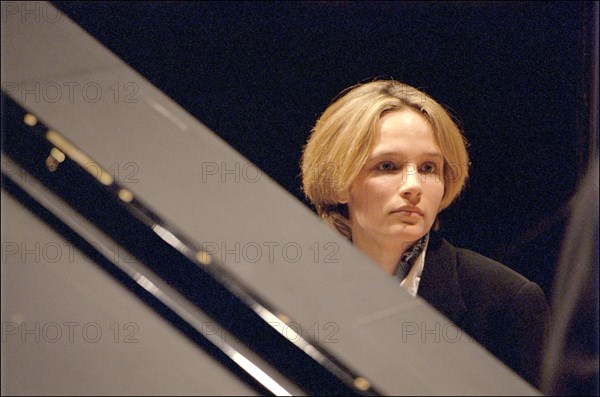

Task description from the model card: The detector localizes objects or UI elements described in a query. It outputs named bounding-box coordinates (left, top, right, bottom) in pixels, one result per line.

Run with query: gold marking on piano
left=50, top=148, right=65, bottom=163
left=277, top=314, right=291, bottom=324
left=196, top=250, right=212, bottom=265
left=118, top=188, right=134, bottom=203
left=46, top=129, right=114, bottom=185
left=45, top=147, right=66, bottom=172
left=23, top=113, right=38, bottom=127
left=45, top=156, right=59, bottom=172
left=353, top=377, right=371, bottom=391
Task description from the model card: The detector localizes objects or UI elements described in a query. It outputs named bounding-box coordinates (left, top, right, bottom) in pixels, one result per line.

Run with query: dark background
left=51, top=1, right=597, bottom=301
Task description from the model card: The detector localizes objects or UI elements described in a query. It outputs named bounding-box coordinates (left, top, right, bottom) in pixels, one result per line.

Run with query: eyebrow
left=369, top=150, right=444, bottom=160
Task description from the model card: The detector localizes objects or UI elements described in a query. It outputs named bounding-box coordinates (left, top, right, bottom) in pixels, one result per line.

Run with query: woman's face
left=347, top=109, right=445, bottom=247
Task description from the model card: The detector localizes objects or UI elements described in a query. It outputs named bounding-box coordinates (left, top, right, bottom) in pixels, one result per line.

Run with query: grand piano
left=1, top=2, right=541, bottom=395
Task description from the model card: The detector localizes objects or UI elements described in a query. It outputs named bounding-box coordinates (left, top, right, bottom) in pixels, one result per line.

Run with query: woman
left=301, top=80, right=549, bottom=388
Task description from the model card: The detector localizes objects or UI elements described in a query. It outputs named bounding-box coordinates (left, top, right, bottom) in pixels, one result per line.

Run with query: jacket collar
left=418, top=231, right=467, bottom=325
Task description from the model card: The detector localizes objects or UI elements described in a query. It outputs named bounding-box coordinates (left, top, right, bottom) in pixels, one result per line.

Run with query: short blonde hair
left=301, top=80, right=470, bottom=239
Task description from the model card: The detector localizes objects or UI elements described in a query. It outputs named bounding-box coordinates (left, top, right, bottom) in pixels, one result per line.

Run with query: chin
left=388, top=225, right=427, bottom=242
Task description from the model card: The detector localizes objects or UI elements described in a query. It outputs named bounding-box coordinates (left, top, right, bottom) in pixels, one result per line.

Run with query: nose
left=399, top=164, right=422, bottom=201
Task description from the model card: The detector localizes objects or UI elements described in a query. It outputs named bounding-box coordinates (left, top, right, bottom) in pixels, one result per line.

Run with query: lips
left=391, top=206, right=424, bottom=216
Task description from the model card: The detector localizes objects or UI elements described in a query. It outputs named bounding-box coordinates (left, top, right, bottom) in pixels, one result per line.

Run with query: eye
left=420, top=161, right=438, bottom=174
left=376, top=161, right=397, bottom=171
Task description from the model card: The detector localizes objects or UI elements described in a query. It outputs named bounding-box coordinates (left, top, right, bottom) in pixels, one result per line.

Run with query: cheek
left=362, top=179, right=396, bottom=202
left=349, top=179, right=394, bottom=213
left=425, top=180, right=445, bottom=211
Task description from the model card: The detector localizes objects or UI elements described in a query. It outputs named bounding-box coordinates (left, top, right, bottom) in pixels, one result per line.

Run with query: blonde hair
left=301, top=80, right=470, bottom=239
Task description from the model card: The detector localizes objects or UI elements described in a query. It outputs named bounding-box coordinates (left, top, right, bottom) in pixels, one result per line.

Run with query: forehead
left=370, top=109, right=439, bottom=156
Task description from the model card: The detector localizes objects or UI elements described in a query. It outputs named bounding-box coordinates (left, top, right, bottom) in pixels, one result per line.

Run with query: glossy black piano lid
left=1, top=91, right=381, bottom=396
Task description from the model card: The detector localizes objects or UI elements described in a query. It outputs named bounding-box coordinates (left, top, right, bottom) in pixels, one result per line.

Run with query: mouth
left=391, top=206, right=424, bottom=216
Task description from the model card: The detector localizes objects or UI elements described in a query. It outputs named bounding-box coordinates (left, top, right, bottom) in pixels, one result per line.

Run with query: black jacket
left=418, top=232, right=550, bottom=388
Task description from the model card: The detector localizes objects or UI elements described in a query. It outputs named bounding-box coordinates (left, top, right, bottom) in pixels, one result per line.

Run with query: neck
left=352, top=235, right=414, bottom=275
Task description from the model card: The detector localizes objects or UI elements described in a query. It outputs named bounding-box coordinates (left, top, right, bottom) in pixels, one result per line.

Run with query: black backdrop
left=50, top=1, right=596, bottom=300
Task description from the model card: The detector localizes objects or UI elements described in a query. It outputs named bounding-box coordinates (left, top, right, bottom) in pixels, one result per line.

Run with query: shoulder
left=455, top=245, right=528, bottom=288
left=432, top=232, right=546, bottom=306
left=426, top=232, right=550, bottom=387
